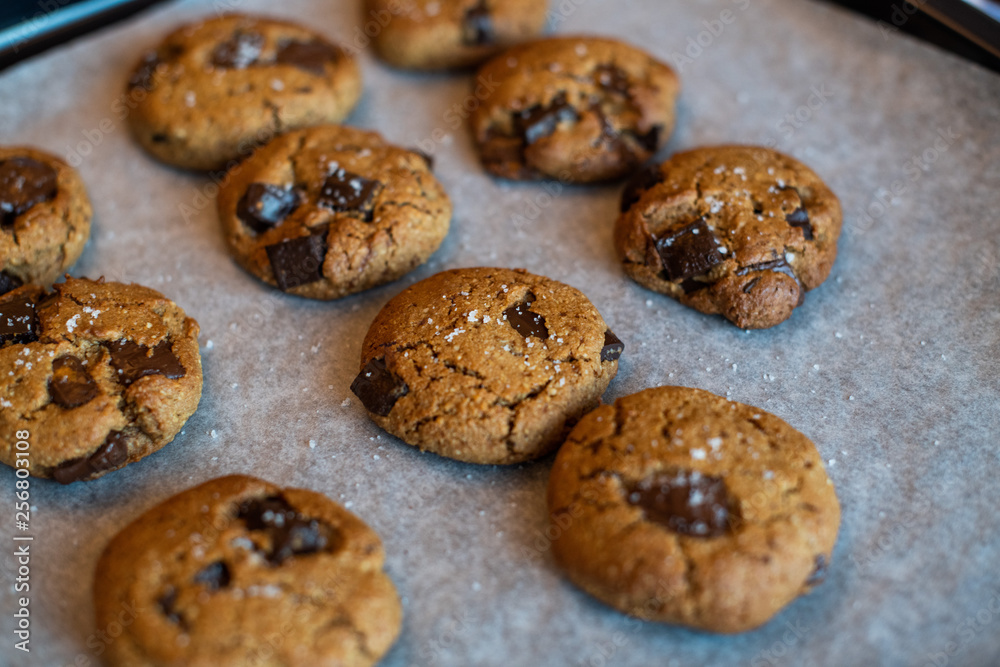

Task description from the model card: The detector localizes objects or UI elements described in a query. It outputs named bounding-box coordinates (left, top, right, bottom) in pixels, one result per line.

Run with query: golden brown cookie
left=350, top=267, right=624, bottom=464
left=94, top=474, right=402, bottom=666
left=127, top=14, right=362, bottom=171
left=217, top=125, right=452, bottom=300
left=614, top=145, right=842, bottom=329
left=548, top=386, right=840, bottom=633
left=470, top=36, right=679, bottom=182
left=366, top=0, right=549, bottom=70
left=0, top=277, right=202, bottom=483
left=0, top=146, right=91, bottom=294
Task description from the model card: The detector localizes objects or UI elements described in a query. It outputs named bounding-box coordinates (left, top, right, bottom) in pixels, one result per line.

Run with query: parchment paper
left=1, top=0, right=999, bottom=665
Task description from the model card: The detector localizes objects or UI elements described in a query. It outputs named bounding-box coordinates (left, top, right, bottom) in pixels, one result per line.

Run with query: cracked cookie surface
left=351, top=267, right=623, bottom=464
left=366, top=0, right=549, bottom=70
left=0, top=146, right=91, bottom=294
left=94, top=474, right=402, bottom=667
left=0, top=277, right=201, bottom=482
left=127, top=14, right=362, bottom=171
left=614, top=145, right=842, bottom=329
left=547, top=385, right=840, bottom=633
left=218, top=125, right=451, bottom=300
left=471, top=36, right=679, bottom=182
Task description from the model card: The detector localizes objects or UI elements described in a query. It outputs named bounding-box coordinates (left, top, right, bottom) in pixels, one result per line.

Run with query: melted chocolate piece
left=786, top=206, right=813, bottom=240
left=516, top=93, right=580, bottom=146
left=128, top=51, right=161, bottom=90
left=504, top=291, right=548, bottom=339
left=237, top=495, right=340, bottom=565
left=462, top=0, right=495, bottom=46
left=594, top=64, right=630, bottom=95
left=275, top=40, right=341, bottom=75
left=51, top=431, right=128, bottom=484
left=211, top=31, right=264, bottom=69
left=806, top=554, right=828, bottom=586
left=193, top=561, right=231, bottom=591
left=49, top=356, right=98, bottom=408
left=680, top=278, right=710, bottom=294
left=600, top=330, right=624, bottom=362
left=351, top=358, right=409, bottom=417
left=634, top=124, right=663, bottom=152
left=0, top=272, right=23, bottom=295
left=620, top=164, right=663, bottom=213
left=107, top=340, right=185, bottom=385
left=654, top=218, right=723, bottom=282
left=0, top=157, right=58, bottom=227
left=237, top=183, right=301, bottom=233
left=265, top=228, right=328, bottom=291
left=0, top=295, right=38, bottom=345
left=317, top=168, right=381, bottom=221
left=625, top=469, right=738, bottom=537
left=158, top=587, right=181, bottom=624
left=736, top=258, right=798, bottom=282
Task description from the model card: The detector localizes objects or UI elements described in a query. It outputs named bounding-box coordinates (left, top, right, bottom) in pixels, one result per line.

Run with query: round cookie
left=470, top=37, right=679, bottom=183
left=366, top=0, right=549, bottom=70
left=126, top=14, right=362, bottom=171
left=94, top=474, right=402, bottom=666
left=217, top=125, right=452, bottom=300
left=614, top=145, right=842, bottom=329
left=547, top=386, right=840, bottom=633
left=0, top=277, right=202, bottom=483
left=351, top=267, right=624, bottom=464
left=0, top=146, right=91, bottom=294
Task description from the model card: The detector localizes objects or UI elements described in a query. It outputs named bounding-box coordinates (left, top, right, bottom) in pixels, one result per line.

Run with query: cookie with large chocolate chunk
left=351, top=267, right=622, bottom=464
left=0, top=147, right=92, bottom=293
left=126, top=14, right=362, bottom=171
left=217, top=125, right=452, bottom=300
left=0, top=277, right=202, bottom=482
left=471, top=37, right=679, bottom=182
left=548, top=386, right=841, bottom=633
left=94, top=475, right=401, bottom=666
left=366, top=0, right=549, bottom=70
left=614, top=145, right=842, bottom=329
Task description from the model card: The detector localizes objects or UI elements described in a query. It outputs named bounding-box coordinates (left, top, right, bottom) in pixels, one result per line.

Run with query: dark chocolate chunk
left=211, top=30, right=264, bottom=69
left=736, top=258, right=803, bottom=305
left=620, top=164, right=663, bottom=213
left=742, top=277, right=760, bottom=294
left=504, top=291, right=549, bottom=339
left=0, top=272, right=23, bottom=295
left=237, top=495, right=340, bottom=565
left=351, top=358, right=409, bottom=417
left=654, top=218, right=723, bottom=282
left=265, top=229, right=328, bottom=291
left=275, top=39, right=341, bottom=75
left=594, top=64, right=630, bottom=95
left=157, top=587, right=181, bottom=624
left=806, top=554, right=828, bottom=586
left=0, top=157, right=58, bottom=227
left=634, top=124, right=663, bottom=152
left=106, top=340, right=186, bottom=385
left=625, top=469, right=738, bottom=538
left=462, top=0, right=495, bottom=45
left=128, top=51, right=161, bottom=91
left=193, top=561, right=231, bottom=591
left=681, top=278, right=710, bottom=294
left=51, top=431, right=129, bottom=484
left=786, top=206, right=813, bottom=240
left=317, top=168, right=381, bottom=221
left=49, top=356, right=98, bottom=408
left=516, top=93, right=580, bottom=146
left=0, top=295, right=38, bottom=345
left=236, top=183, right=301, bottom=233
left=600, top=330, right=624, bottom=362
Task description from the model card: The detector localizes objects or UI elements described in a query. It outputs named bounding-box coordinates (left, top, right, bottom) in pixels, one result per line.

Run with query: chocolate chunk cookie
left=0, top=277, right=202, bottom=482
left=217, top=125, right=451, bottom=300
left=127, top=14, right=362, bottom=171
left=351, top=267, right=623, bottom=464
left=0, top=147, right=91, bottom=294
left=471, top=37, right=679, bottom=182
left=548, top=386, right=840, bottom=633
left=94, top=474, right=402, bottom=666
left=614, top=145, right=842, bottom=329
left=366, top=0, right=549, bottom=70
